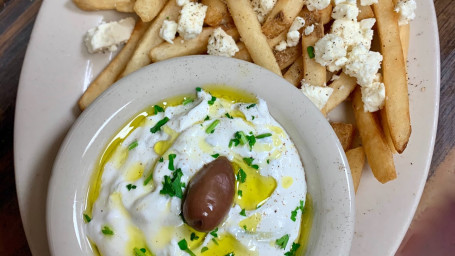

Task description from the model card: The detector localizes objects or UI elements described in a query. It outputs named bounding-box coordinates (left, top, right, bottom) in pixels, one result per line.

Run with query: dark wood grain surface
left=0, top=0, right=453, bottom=255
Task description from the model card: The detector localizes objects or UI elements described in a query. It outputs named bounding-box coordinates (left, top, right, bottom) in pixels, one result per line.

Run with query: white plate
left=14, top=0, right=439, bottom=255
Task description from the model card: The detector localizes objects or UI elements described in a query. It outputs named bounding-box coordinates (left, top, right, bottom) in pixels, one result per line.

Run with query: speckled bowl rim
left=46, top=56, right=355, bottom=255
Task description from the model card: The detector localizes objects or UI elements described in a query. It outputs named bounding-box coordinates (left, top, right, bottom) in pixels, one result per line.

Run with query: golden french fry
left=120, top=0, right=180, bottom=78
left=346, top=146, right=365, bottom=193
left=134, top=0, right=168, bottom=22
left=275, top=46, right=302, bottom=70
left=78, top=20, right=150, bottom=111
left=357, top=0, right=375, bottom=20
left=283, top=58, right=303, bottom=87
left=330, top=122, right=355, bottom=151
left=261, top=0, right=306, bottom=39
left=150, top=28, right=215, bottom=62
left=317, top=4, right=332, bottom=24
left=203, top=0, right=231, bottom=27
left=267, top=30, right=287, bottom=48
left=302, top=21, right=325, bottom=86
left=380, top=108, right=398, bottom=154
left=373, top=0, right=411, bottom=153
left=72, top=0, right=116, bottom=11
left=321, top=73, right=357, bottom=115
left=226, top=0, right=282, bottom=76
left=233, top=42, right=253, bottom=62
left=352, top=87, right=396, bottom=183
left=116, top=0, right=135, bottom=12
left=399, top=24, right=410, bottom=59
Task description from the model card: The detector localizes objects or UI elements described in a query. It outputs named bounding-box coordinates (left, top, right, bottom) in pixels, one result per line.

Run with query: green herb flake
left=290, top=200, right=305, bottom=222
left=206, top=120, right=220, bottom=134
left=196, top=87, right=202, bottom=92
left=225, top=113, right=233, bottom=119
left=256, top=133, right=272, bottom=139
left=133, top=247, right=146, bottom=256
left=190, top=232, right=199, bottom=241
left=236, top=168, right=247, bottom=183
left=211, top=153, right=220, bottom=158
left=238, top=190, right=243, bottom=197
left=126, top=184, right=137, bottom=191
left=150, top=117, right=169, bottom=133
left=284, top=242, right=301, bottom=256
left=178, top=239, right=196, bottom=256
left=101, top=226, right=114, bottom=236
left=246, top=134, right=256, bottom=150
left=246, top=103, right=256, bottom=109
left=204, top=115, right=210, bottom=121
left=307, top=46, right=315, bottom=59
left=275, top=234, right=290, bottom=249
left=243, top=157, right=254, bottom=166
left=159, top=157, right=164, bottom=162
left=229, top=138, right=240, bottom=148
left=252, top=116, right=255, bottom=120
left=128, top=140, right=138, bottom=150
left=267, top=159, right=270, bottom=164
left=140, top=248, right=146, bottom=253
left=208, top=96, right=217, bottom=105
left=225, top=253, right=235, bottom=256
left=236, top=131, right=248, bottom=145
left=160, top=168, right=185, bottom=198
left=168, top=153, right=177, bottom=170
left=182, top=98, right=194, bottom=105
left=210, top=227, right=219, bottom=238
left=242, top=225, right=247, bottom=231
left=240, top=209, right=246, bottom=216
left=153, top=105, right=164, bottom=114
left=211, top=238, right=219, bottom=245
left=83, top=214, right=91, bottom=223
left=201, top=247, right=209, bottom=253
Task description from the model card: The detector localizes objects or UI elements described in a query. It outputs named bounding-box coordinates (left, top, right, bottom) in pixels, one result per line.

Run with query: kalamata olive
left=182, top=156, right=235, bottom=232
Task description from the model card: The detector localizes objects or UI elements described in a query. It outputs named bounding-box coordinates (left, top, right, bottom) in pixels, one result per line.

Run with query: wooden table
left=0, top=0, right=453, bottom=255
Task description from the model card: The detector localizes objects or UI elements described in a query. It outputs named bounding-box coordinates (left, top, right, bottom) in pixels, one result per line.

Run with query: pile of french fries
left=74, top=0, right=411, bottom=192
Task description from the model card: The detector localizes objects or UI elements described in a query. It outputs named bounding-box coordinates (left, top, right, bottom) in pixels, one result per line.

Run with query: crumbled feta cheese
left=394, top=0, right=417, bottom=25
left=207, top=27, right=239, bottom=57
left=331, top=1, right=359, bottom=21
left=361, top=75, right=385, bottom=112
left=360, top=0, right=378, bottom=6
left=176, top=0, right=189, bottom=6
left=177, top=2, right=207, bottom=40
left=306, top=0, right=331, bottom=11
left=300, top=81, right=334, bottom=110
left=331, top=18, right=374, bottom=50
left=275, top=40, right=288, bottom=51
left=333, top=0, right=356, bottom=5
left=331, top=74, right=340, bottom=81
left=286, top=17, right=305, bottom=47
left=159, top=20, right=178, bottom=44
left=289, top=16, right=306, bottom=32
left=251, top=0, right=278, bottom=23
left=84, top=17, right=135, bottom=54
left=344, top=45, right=382, bottom=87
left=314, top=34, right=348, bottom=72
left=304, top=24, right=314, bottom=36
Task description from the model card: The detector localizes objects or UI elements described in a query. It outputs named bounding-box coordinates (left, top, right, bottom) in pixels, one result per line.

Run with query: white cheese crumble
left=344, top=45, right=382, bottom=87
left=159, top=20, right=178, bottom=44
left=314, top=34, right=347, bottom=72
left=176, top=0, right=189, bottom=6
left=394, top=0, right=417, bottom=25
left=177, top=2, right=208, bottom=40
left=300, top=81, right=334, bottom=110
left=306, top=0, right=331, bottom=11
left=331, top=18, right=375, bottom=50
left=275, top=40, right=288, bottom=51
left=251, top=0, right=278, bottom=23
left=304, top=24, right=314, bottom=36
left=360, top=0, right=378, bottom=6
left=286, top=17, right=306, bottom=47
left=84, top=17, right=135, bottom=54
left=207, top=27, right=239, bottom=57
left=331, top=1, right=359, bottom=21
left=361, top=74, right=385, bottom=112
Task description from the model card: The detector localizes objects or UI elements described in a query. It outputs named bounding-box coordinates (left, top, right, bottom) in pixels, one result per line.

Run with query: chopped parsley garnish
left=178, top=239, right=196, bottom=256
left=238, top=190, right=243, bottom=197
left=210, top=227, right=219, bottom=238
left=284, top=242, right=301, bottom=256
left=275, top=234, right=290, bottom=249
left=246, top=133, right=256, bottom=150
left=168, top=153, right=177, bottom=170
left=242, top=225, right=247, bottom=231
left=153, top=105, right=164, bottom=114
left=229, top=138, right=240, bottom=148
left=150, top=117, right=169, bottom=133
left=83, top=214, right=91, bottom=223
left=267, top=159, right=270, bottom=164
left=236, top=131, right=248, bottom=145
left=211, top=238, right=219, bottom=245
left=208, top=96, right=217, bottom=105
left=204, top=115, right=210, bottom=121
left=307, top=46, right=315, bottom=59
left=182, top=98, right=194, bottom=105
left=229, top=131, right=263, bottom=150
left=160, top=168, right=185, bottom=198
left=133, top=248, right=147, bottom=256
left=128, top=140, right=138, bottom=150
left=190, top=232, right=199, bottom=241
left=159, top=157, right=164, bottom=162
left=252, top=115, right=255, bottom=120
left=225, top=113, right=233, bottom=119
left=201, top=247, right=209, bottom=253
left=206, top=120, right=220, bottom=134
left=211, top=153, right=220, bottom=158
left=236, top=168, right=246, bottom=183
left=196, top=87, right=202, bottom=92
left=225, top=253, right=235, bottom=256
left=290, top=200, right=305, bottom=222
left=256, top=133, right=272, bottom=139
left=101, top=226, right=114, bottom=235
left=240, top=209, right=246, bottom=216
left=246, top=103, right=256, bottom=109
left=243, top=157, right=259, bottom=169
left=126, top=184, right=137, bottom=191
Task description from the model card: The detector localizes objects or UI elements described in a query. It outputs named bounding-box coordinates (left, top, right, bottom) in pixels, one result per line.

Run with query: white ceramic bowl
left=47, top=56, right=355, bottom=255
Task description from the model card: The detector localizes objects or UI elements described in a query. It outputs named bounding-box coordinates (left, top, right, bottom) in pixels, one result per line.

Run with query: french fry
left=283, top=58, right=303, bottom=87
left=261, top=0, right=306, bottom=39
left=234, top=42, right=253, bottom=62
left=346, top=146, right=365, bottom=193
left=226, top=0, right=282, bottom=76
left=317, top=4, right=332, bottom=25
left=301, top=12, right=325, bottom=86
left=78, top=20, right=150, bottom=110
left=399, top=24, right=410, bottom=59
left=120, top=0, right=180, bottom=78
left=380, top=109, right=398, bottom=154
left=150, top=28, right=216, bottom=62
left=275, top=46, right=302, bottom=70
left=373, top=0, right=411, bottom=153
left=134, top=0, right=168, bottom=22
left=203, top=0, right=231, bottom=27
left=357, top=0, right=375, bottom=20
left=321, top=73, right=357, bottom=115
left=352, top=87, right=396, bottom=183
left=72, top=0, right=116, bottom=11
left=330, top=122, right=355, bottom=151
left=115, top=0, right=135, bottom=12
left=267, top=30, right=287, bottom=48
